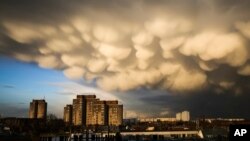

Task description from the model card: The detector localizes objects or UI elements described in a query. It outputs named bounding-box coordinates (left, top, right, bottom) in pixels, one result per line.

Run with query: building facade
left=176, top=113, right=182, bottom=121
left=181, top=111, right=190, bottom=121
left=29, top=99, right=47, bottom=119
left=72, top=95, right=96, bottom=126
left=176, top=111, right=190, bottom=121
left=105, top=101, right=123, bottom=126
left=68, top=94, right=123, bottom=126
left=29, top=101, right=37, bottom=119
left=72, top=99, right=79, bottom=125
left=93, top=99, right=105, bottom=125
left=63, top=104, right=73, bottom=124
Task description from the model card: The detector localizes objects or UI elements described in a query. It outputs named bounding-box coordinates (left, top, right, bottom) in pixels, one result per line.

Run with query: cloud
left=238, top=64, right=250, bottom=76
left=159, top=109, right=171, bottom=116
left=0, top=103, right=28, bottom=117
left=36, top=55, right=63, bottom=69
left=124, top=110, right=138, bottom=118
left=48, top=81, right=120, bottom=101
left=0, top=0, right=250, bottom=96
left=164, top=66, right=207, bottom=92
left=63, top=66, right=85, bottom=79
left=180, top=32, right=248, bottom=67
left=235, top=21, right=250, bottom=39
left=145, top=17, right=192, bottom=38
left=1, top=84, right=15, bottom=89
left=133, top=88, right=250, bottom=118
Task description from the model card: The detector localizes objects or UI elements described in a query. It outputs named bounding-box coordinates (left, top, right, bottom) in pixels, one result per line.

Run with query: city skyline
left=1, top=0, right=250, bottom=119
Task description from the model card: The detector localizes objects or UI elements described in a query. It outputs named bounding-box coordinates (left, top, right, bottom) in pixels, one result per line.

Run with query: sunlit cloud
left=1, top=0, right=250, bottom=96
left=48, top=81, right=120, bottom=101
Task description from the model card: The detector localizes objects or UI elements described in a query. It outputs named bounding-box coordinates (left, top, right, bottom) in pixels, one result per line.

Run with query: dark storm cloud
left=120, top=88, right=250, bottom=119
left=1, top=0, right=250, bottom=118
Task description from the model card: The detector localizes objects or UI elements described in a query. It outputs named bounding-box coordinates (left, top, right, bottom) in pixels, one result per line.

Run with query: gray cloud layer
left=0, top=103, right=28, bottom=117
left=118, top=88, right=250, bottom=118
left=1, top=0, right=250, bottom=118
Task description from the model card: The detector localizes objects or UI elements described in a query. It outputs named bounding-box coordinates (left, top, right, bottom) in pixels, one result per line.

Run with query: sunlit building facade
left=29, top=99, right=47, bottom=119
left=176, top=113, right=182, bottom=121
left=93, top=99, right=105, bottom=125
left=72, top=95, right=96, bottom=126
left=176, top=111, right=190, bottom=121
left=69, top=94, right=123, bottom=126
left=105, top=100, right=123, bottom=126
left=181, top=111, right=190, bottom=121
left=63, top=104, right=73, bottom=124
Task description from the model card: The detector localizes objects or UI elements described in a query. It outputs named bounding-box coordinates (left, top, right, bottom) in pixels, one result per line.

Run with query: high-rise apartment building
left=84, top=95, right=96, bottom=125
left=29, top=99, right=47, bottom=119
left=93, top=99, right=105, bottom=125
left=69, top=94, right=123, bottom=126
left=29, top=101, right=37, bottom=119
left=63, top=104, right=73, bottom=124
left=105, top=101, right=123, bottom=126
left=176, top=113, right=182, bottom=121
left=176, top=111, right=190, bottom=121
left=72, top=95, right=96, bottom=126
left=72, top=99, right=79, bottom=125
left=181, top=111, right=190, bottom=121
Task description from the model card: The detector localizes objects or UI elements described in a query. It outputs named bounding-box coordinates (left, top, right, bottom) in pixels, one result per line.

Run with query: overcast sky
left=1, top=0, right=250, bottom=119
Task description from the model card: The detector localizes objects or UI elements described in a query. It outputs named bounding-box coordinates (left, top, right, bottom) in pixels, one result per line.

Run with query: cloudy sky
left=1, top=0, right=250, bottom=119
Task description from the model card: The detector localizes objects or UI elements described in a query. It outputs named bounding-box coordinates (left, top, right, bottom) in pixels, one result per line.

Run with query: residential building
left=69, top=94, right=123, bottom=126
left=63, top=104, right=73, bottom=124
left=93, top=99, right=105, bottom=125
left=29, top=99, right=47, bottom=119
left=72, top=95, right=96, bottom=126
left=176, top=111, right=190, bottom=121
left=181, top=111, right=190, bottom=121
left=105, top=100, right=123, bottom=126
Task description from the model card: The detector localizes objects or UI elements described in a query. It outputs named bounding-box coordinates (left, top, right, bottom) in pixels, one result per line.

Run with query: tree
left=47, top=114, right=57, bottom=121
left=46, top=114, right=65, bottom=133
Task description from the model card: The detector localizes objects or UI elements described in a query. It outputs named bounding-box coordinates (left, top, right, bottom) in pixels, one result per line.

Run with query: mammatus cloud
left=49, top=81, right=120, bottom=101
left=1, top=0, right=250, bottom=94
